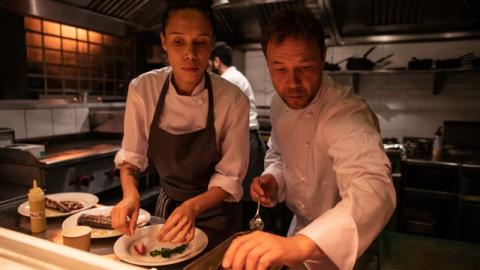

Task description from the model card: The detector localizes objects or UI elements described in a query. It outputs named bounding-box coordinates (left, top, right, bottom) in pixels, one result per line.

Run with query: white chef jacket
left=221, top=66, right=260, bottom=130
left=264, top=75, right=396, bottom=270
left=114, top=67, right=250, bottom=202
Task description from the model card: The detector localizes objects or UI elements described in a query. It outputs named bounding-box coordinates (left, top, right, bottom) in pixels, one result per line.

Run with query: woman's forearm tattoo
left=126, top=165, right=142, bottom=180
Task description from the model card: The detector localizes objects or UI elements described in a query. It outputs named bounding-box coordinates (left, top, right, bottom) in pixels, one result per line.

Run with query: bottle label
left=30, top=210, right=45, bottom=219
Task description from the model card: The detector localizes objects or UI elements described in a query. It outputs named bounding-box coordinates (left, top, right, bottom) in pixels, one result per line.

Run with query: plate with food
left=113, top=224, right=208, bottom=266
left=62, top=206, right=151, bottom=239
left=17, top=192, right=98, bottom=218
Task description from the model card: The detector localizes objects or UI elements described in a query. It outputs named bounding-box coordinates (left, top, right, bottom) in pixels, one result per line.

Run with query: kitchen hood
left=1, top=0, right=479, bottom=45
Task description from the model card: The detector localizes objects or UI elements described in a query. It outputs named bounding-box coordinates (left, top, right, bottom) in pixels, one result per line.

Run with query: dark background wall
left=0, top=9, right=29, bottom=99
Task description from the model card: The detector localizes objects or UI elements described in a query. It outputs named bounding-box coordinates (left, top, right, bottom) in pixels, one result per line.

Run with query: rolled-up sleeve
left=208, top=92, right=250, bottom=202
left=114, top=79, right=149, bottom=171
left=297, top=102, right=396, bottom=270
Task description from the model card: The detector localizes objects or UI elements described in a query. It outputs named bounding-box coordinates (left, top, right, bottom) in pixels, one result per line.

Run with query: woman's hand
left=222, top=231, right=323, bottom=270
left=250, top=174, right=278, bottom=207
left=111, top=195, right=140, bottom=236
left=156, top=201, right=197, bottom=243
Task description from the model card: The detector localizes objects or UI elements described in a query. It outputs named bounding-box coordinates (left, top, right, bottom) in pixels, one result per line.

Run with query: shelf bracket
left=352, top=73, right=360, bottom=94
left=433, top=71, right=446, bottom=95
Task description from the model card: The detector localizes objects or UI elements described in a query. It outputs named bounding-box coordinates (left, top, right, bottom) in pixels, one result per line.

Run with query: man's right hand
left=111, top=195, right=140, bottom=236
left=250, top=174, right=278, bottom=207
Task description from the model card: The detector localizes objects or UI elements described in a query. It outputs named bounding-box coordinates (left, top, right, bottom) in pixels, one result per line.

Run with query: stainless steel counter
left=406, top=158, right=480, bottom=169
left=0, top=99, right=125, bottom=110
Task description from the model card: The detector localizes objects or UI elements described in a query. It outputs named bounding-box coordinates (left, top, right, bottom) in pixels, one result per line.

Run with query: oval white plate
left=62, top=206, right=151, bottom=239
left=114, top=224, right=208, bottom=266
left=17, top=192, right=99, bottom=218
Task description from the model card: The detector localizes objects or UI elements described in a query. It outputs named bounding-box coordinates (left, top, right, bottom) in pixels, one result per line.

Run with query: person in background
left=210, top=41, right=266, bottom=230
left=222, top=8, right=396, bottom=270
left=111, top=0, right=250, bottom=249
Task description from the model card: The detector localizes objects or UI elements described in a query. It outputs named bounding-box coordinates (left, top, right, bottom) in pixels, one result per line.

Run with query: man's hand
left=111, top=195, right=140, bottom=236
left=250, top=174, right=278, bottom=207
left=222, top=231, right=323, bottom=270
left=156, top=201, right=197, bottom=244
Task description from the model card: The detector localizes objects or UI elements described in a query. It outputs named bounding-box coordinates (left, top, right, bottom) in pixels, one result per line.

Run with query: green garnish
left=149, top=244, right=188, bottom=258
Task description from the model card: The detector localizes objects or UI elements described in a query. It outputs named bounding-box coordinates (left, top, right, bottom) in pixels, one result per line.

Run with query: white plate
left=114, top=224, right=208, bottom=266
left=62, top=206, right=151, bottom=239
left=17, top=192, right=99, bottom=218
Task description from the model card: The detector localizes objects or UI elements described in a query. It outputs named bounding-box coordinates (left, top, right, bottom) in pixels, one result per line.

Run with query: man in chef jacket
left=222, top=8, right=396, bottom=270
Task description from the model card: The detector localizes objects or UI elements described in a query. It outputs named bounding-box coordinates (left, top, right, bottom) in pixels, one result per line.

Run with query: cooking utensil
left=408, top=57, right=433, bottom=70
left=324, top=57, right=349, bottom=71
left=435, top=53, right=476, bottom=69
left=346, top=46, right=394, bottom=70
left=249, top=200, right=264, bottom=231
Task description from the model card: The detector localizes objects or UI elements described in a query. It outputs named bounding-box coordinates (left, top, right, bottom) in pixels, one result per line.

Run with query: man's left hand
left=222, top=231, right=322, bottom=270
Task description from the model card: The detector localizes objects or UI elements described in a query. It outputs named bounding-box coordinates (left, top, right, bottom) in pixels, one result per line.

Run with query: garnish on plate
left=149, top=244, right=188, bottom=258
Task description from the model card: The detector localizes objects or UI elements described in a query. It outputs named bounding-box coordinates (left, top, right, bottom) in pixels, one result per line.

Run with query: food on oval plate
left=45, top=197, right=83, bottom=212
left=133, top=243, right=146, bottom=255
left=132, top=242, right=188, bottom=258
left=150, top=244, right=188, bottom=258
left=77, top=213, right=112, bottom=229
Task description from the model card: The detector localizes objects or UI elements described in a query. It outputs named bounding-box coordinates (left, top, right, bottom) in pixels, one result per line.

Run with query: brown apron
left=147, top=72, right=240, bottom=249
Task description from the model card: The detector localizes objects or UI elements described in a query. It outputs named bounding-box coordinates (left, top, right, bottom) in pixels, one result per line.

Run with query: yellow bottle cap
left=29, top=179, right=44, bottom=195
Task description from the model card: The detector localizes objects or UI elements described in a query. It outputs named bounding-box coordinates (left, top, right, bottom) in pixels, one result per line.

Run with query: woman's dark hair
left=210, top=41, right=233, bottom=66
left=161, top=0, right=215, bottom=35
left=261, top=8, right=325, bottom=56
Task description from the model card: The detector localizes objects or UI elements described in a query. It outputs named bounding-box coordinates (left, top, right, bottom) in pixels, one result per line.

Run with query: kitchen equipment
left=442, top=121, right=480, bottom=164
left=408, top=57, right=433, bottom=70
left=443, top=121, right=480, bottom=150
left=403, top=137, right=433, bottom=159
left=6, top=143, right=45, bottom=159
left=346, top=46, right=394, bottom=70
left=0, top=132, right=159, bottom=208
left=62, top=225, right=92, bottom=252
left=249, top=200, right=264, bottom=231
left=0, top=127, right=14, bottom=147
left=324, top=57, right=349, bottom=71
left=435, top=53, right=476, bottom=69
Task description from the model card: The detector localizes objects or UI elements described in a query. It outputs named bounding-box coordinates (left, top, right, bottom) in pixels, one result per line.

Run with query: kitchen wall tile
left=0, top=109, right=27, bottom=139
left=52, top=108, right=76, bottom=135
left=25, top=109, right=54, bottom=138
left=245, top=50, right=267, bottom=92
left=75, top=108, right=90, bottom=132
left=244, top=39, right=480, bottom=140
left=254, top=92, right=266, bottom=107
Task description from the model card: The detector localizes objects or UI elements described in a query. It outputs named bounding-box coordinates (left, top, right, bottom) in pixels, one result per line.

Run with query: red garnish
left=133, top=243, right=146, bottom=255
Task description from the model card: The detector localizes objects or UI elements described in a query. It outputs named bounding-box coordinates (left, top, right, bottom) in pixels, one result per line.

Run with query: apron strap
left=155, top=188, right=173, bottom=218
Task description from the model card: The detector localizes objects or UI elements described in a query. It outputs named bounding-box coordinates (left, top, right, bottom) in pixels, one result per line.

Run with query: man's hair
left=161, top=0, right=215, bottom=35
left=261, top=8, right=325, bottom=56
left=210, top=41, right=233, bottom=66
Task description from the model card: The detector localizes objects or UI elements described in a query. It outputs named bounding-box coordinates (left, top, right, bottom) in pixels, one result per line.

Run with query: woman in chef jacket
left=111, top=0, right=249, bottom=248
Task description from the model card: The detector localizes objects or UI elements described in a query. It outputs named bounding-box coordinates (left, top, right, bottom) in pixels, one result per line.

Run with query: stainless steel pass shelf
left=326, top=68, right=480, bottom=95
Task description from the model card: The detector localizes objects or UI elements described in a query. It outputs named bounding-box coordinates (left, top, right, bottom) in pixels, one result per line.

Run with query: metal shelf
left=326, top=68, right=480, bottom=95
